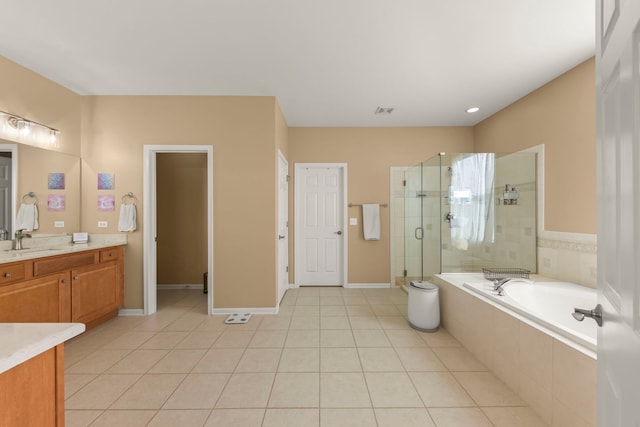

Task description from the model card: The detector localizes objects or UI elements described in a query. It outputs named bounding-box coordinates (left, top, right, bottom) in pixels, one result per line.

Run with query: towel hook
left=22, top=192, right=38, bottom=204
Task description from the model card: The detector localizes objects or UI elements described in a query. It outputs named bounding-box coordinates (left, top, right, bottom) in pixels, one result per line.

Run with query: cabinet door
left=71, top=262, right=119, bottom=325
left=0, top=273, right=68, bottom=322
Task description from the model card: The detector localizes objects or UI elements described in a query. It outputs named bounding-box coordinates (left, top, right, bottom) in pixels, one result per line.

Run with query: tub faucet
left=13, top=229, right=32, bottom=250
left=493, top=277, right=534, bottom=295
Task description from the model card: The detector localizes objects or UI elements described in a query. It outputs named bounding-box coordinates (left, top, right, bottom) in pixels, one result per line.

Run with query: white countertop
left=0, top=323, right=85, bottom=374
left=0, top=234, right=127, bottom=264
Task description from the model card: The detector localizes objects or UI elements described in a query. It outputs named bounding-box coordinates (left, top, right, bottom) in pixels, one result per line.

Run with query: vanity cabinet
left=0, top=272, right=69, bottom=323
left=0, top=245, right=124, bottom=330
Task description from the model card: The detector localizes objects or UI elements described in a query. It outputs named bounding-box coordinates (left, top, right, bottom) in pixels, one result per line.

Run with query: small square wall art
left=48, top=173, right=65, bottom=190
left=97, top=194, right=115, bottom=211
left=98, top=173, right=115, bottom=190
left=47, top=195, right=65, bottom=211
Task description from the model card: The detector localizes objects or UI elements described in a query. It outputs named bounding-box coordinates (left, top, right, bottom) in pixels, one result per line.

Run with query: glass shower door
left=404, top=163, right=424, bottom=282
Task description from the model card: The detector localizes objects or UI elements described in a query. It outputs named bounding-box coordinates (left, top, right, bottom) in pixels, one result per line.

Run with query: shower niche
left=395, top=152, right=537, bottom=285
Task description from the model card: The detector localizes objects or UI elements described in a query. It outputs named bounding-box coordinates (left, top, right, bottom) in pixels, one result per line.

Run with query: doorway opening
left=143, top=145, right=213, bottom=315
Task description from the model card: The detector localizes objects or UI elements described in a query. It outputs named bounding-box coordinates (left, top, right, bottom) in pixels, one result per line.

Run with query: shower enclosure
left=399, top=152, right=537, bottom=285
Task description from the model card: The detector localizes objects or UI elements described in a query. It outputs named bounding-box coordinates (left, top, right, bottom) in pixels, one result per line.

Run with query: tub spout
left=493, top=278, right=534, bottom=295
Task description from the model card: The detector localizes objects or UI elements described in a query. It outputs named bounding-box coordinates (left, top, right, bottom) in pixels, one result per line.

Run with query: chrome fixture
left=13, top=229, right=32, bottom=250
left=572, top=304, right=603, bottom=327
left=493, top=277, right=534, bottom=296
left=0, top=110, right=59, bottom=147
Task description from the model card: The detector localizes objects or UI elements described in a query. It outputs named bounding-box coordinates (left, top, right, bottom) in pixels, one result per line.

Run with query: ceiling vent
left=374, top=106, right=394, bottom=115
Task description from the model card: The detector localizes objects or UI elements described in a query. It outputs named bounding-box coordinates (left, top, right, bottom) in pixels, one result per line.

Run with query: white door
left=596, top=0, right=640, bottom=425
left=0, top=156, right=11, bottom=234
left=295, top=164, right=346, bottom=286
left=278, top=152, right=289, bottom=303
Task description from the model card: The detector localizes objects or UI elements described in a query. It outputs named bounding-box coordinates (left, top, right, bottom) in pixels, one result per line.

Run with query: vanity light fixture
left=466, top=107, right=480, bottom=113
left=0, top=110, right=59, bottom=147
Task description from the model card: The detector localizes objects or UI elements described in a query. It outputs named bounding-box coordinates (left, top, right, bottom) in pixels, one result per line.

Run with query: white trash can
left=407, top=281, right=440, bottom=332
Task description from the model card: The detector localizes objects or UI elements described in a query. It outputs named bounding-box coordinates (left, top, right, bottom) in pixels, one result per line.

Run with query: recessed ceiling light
left=374, top=107, right=394, bottom=115
left=466, top=107, right=480, bottom=113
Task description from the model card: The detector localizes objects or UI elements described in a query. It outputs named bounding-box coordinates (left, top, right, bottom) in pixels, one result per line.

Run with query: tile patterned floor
left=64, top=287, right=548, bottom=426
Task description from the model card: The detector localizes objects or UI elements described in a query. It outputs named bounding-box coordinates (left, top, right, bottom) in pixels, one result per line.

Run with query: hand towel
left=118, top=204, right=137, bottom=232
left=362, top=203, right=381, bottom=241
left=15, top=203, right=39, bottom=231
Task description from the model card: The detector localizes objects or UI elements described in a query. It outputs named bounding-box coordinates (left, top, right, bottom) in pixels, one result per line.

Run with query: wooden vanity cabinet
left=0, top=272, right=69, bottom=323
left=0, top=245, right=124, bottom=330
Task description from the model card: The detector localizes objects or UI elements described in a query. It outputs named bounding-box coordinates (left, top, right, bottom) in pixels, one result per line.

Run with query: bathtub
left=462, top=278, right=597, bottom=355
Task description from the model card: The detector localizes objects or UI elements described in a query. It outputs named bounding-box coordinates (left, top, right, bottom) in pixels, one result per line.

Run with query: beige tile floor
left=64, top=287, right=548, bottom=426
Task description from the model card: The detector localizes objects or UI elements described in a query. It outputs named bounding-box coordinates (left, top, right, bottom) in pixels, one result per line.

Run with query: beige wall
left=0, top=56, right=82, bottom=156
left=474, top=58, right=596, bottom=234
left=81, top=96, right=279, bottom=309
left=18, top=145, right=81, bottom=233
left=156, top=153, right=208, bottom=285
left=288, top=127, right=474, bottom=284
left=0, top=56, right=83, bottom=235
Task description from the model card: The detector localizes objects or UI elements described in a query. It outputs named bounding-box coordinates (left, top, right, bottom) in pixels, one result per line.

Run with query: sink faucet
left=13, top=229, right=32, bottom=250
left=493, top=277, right=534, bottom=295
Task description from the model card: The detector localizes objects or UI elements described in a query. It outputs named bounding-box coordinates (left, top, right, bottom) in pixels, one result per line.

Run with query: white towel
left=362, top=204, right=381, bottom=241
left=15, top=203, right=39, bottom=231
left=118, top=204, right=137, bottom=232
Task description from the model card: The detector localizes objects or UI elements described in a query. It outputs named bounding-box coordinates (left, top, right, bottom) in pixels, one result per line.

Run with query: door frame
left=294, top=163, right=348, bottom=287
left=277, top=150, right=290, bottom=304
left=0, top=144, right=17, bottom=237
left=143, top=145, right=214, bottom=315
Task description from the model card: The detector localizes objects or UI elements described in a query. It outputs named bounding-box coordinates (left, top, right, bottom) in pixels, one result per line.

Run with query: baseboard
left=212, top=307, right=280, bottom=315
left=157, top=284, right=203, bottom=290
left=278, top=284, right=295, bottom=305
left=346, top=283, right=391, bottom=289
left=119, top=308, right=145, bottom=316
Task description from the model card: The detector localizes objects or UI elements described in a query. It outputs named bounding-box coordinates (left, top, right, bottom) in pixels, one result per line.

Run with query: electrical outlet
left=349, top=218, right=358, bottom=225
left=98, top=221, right=108, bottom=228
left=54, top=221, right=64, bottom=228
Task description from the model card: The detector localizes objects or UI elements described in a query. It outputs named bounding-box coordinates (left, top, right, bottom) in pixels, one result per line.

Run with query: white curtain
left=449, top=153, right=495, bottom=250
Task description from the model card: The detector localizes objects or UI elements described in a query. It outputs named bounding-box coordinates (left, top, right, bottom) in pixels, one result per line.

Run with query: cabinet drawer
left=33, top=252, right=97, bottom=277
left=0, top=263, right=27, bottom=286
left=100, top=248, right=120, bottom=263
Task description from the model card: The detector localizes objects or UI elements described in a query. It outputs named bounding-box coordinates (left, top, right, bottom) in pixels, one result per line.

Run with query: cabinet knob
left=61, top=279, right=68, bottom=284
left=73, top=275, right=79, bottom=280
left=109, top=252, right=113, bottom=257
left=4, top=272, right=11, bottom=278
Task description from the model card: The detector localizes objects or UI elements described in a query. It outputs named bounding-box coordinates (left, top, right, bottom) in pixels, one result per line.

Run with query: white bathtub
left=462, top=278, right=597, bottom=355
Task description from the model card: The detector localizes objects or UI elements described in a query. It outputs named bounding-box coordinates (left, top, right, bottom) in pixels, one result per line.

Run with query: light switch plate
left=350, top=218, right=358, bottom=225
left=98, top=221, right=108, bottom=228
left=54, top=221, right=64, bottom=228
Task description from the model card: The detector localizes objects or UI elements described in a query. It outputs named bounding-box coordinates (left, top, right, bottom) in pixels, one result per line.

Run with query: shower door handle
left=414, top=227, right=424, bottom=240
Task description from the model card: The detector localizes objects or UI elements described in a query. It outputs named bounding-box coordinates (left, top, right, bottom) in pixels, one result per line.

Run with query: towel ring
left=22, top=192, right=38, bottom=204
left=121, top=192, right=137, bottom=205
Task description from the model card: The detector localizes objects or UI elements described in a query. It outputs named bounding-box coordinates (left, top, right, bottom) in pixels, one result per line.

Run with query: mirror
left=0, top=138, right=80, bottom=239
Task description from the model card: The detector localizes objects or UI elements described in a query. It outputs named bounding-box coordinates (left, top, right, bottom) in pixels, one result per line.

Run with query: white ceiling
left=0, top=0, right=594, bottom=127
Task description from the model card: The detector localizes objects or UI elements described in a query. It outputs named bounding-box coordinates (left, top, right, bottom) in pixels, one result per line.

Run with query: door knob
left=278, top=235, right=286, bottom=240
left=572, top=304, right=603, bottom=327
left=335, top=231, right=343, bottom=235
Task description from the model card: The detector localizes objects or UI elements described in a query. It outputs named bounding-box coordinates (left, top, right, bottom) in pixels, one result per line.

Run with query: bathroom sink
left=2, top=248, right=65, bottom=257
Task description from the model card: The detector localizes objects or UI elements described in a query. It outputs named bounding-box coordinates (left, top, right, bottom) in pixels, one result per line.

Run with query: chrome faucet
left=13, top=229, right=32, bottom=250
left=493, top=277, right=534, bottom=295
